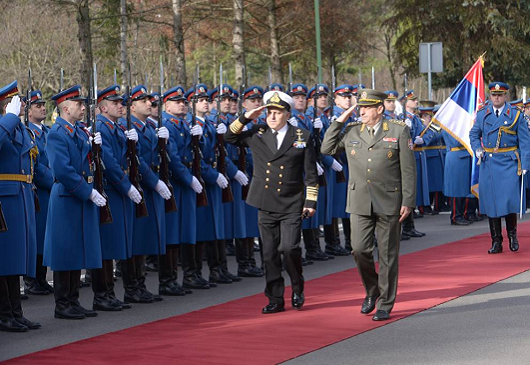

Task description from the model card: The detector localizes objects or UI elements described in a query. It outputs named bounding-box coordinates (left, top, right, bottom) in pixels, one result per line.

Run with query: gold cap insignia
left=361, top=91, right=367, bottom=100
left=270, top=92, right=281, bottom=103
left=495, top=84, right=500, bottom=90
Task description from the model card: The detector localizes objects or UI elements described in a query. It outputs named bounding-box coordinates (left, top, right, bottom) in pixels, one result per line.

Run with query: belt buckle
left=87, top=176, right=94, bottom=184
left=26, top=175, right=32, bottom=184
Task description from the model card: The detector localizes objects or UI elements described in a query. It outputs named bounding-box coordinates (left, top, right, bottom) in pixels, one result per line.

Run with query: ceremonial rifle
left=191, top=63, right=208, bottom=207
left=312, top=83, right=327, bottom=187
left=24, top=69, right=41, bottom=212
left=126, top=64, right=148, bottom=218
left=0, top=202, right=6, bottom=232
left=216, top=63, right=234, bottom=203
left=88, top=63, right=113, bottom=224
left=238, top=65, right=250, bottom=200
left=158, top=58, right=177, bottom=212
left=331, top=65, right=346, bottom=183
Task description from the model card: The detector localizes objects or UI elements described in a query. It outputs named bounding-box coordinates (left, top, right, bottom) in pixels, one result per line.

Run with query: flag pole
left=520, top=174, right=524, bottom=219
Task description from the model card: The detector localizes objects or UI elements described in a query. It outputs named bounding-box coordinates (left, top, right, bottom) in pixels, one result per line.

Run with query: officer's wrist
left=240, top=114, right=252, bottom=125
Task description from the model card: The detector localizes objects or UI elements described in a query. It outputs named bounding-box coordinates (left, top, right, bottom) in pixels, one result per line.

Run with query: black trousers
left=0, top=276, right=23, bottom=320
left=258, top=210, right=304, bottom=305
left=449, top=197, right=465, bottom=223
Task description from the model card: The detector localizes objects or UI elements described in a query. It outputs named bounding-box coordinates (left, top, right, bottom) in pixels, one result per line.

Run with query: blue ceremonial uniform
left=0, top=113, right=38, bottom=277
left=425, top=129, right=445, bottom=193
left=29, top=123, right=53, bottom=256
left=442, top=131, right=472, bottom=197
left=122, top=115, right=166, bottom=255
left=469, top=103, right=530, bottom=217
left=406, top=112, right=434, bottom=206
left=43, top=117, right=102, bottom=270
left=96, top=114, right=134, bottom=259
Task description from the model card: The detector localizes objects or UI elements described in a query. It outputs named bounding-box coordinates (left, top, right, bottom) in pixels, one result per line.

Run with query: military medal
left=351, top=149, right=356, bottom=155
left=387, top=150, right=393, bottom=158
left=408, top=139, right=413, bottom=150
left=293, top=129, right=306, bottom=148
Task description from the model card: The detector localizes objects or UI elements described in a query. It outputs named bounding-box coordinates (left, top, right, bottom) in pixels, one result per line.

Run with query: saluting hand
left=244, top=105, right=267, bottom=121
left=399, top=206, right=412, bottom=223
left=335, top=105, right=356, bottom=124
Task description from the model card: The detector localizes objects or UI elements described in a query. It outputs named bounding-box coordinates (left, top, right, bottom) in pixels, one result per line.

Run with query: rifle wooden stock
left=158, top=137, right=178, bottom=212
left=32, top=185, right=41, bottom=212
left=237, top=146, right=249, bottom=200
left=0, top=202, right=7, bottom=232
left=93, top=141, right=113, bottom=224
left=216, top=133, right=234, bottom=203
left=192, top=135, right=208, bottom=207
left=127, top=139, right=149, bottom=218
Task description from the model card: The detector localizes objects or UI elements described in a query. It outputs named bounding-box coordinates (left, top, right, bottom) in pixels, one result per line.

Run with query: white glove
left=190, top=125, right=203, bottom=136
left=156, top=126, right=169, bottom=140
left=234, top=170, right=249, bottom=186
left=288, top=117, right=298, bottom=127
left=89, top=189, right=107, bottom=207
left=243, top=124, right=250, bottom=131
left=155, top=180, right=172, bottom=200
left=414, top=136, right=424, bottom=145
left=313, top=117, right=323, bottom=129
left=331, top=158, right=343, bottom=172
left=405, top=118, right=412, bottom=128
left=90, top=132, right=102, bottom=145
left=5, top=96, right=21, bottom=116
left=190, top=176, right=203, bottom=194
left=523, top=170, right=528, bottom=176
left=125, top=129, right=138, bottom=142
left=127, top=185, right=142, bottom=204
left=316, top=162, right=324, bottom=176
left=216, top=123, right=227, bottom=134
left=216, top=173, right=229, bottom=189
left=475, top=148, right=484, bottom=159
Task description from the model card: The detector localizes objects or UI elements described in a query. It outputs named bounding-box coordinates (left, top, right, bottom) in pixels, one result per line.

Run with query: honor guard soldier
left=186, top=84, right=233, bottom=286
left=384, top=91, right=399, bottom=119
left=0, top=83, right=41, bottom=332
left=24, top=90, right=55, bottom=295
left=162, top=86, right=204, bottom=292
left=321, top=89, right=416, bottom=321
left=470, top=82, right=530, bottom=254
left=225, top=90, right=319, bottom=314
left=419, top=102, right=444, bottom=215
left=289, top=83, right=329, bottom=262
left=401, top=91, right=432, bottom=238
left=93, top=85, right=138, bottom=310
left=119, top=85, right=172, bottom=302
left=44, top=85, right=104, bottom=319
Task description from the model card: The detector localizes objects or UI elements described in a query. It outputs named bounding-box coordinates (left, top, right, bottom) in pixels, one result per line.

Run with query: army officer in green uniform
left=321, top=89, right=416, bottom=321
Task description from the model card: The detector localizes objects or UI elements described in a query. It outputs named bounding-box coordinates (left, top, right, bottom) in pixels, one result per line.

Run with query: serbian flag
left=433, top=56, right=485, bottom=197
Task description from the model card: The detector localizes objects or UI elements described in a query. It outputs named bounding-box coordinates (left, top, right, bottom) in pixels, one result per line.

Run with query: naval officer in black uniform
left=225, top=90, right=319, bottom=314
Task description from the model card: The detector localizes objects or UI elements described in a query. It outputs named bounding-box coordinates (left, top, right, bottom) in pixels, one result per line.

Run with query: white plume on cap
left=263, top=90, right=294, bottom=111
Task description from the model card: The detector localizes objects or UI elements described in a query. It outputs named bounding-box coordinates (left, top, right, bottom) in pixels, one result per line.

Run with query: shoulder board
left=63, top=124, right=74, bottom=134
left=32, top=128, right=41, bottom=137
left=387, top=119, right=406, bottom=126
left=104, top=121, right=115, bottom=131
left=133, top=121, right=143, bottom=130
left=146, top=119, right=157, bottom=128
left=118, top=124, right=127, bottom=131
left=169, top=117, right=180, bottom=126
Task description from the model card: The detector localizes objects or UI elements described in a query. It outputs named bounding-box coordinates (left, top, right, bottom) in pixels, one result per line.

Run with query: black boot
left=0, top=276, right=29, bottom=332
left=70, top=270, right=97, bottom=317
left=54, top=271, right=85, bottom=319
left=304, top=228, right=328, bottom=261
left=9, top=276, right=41, bottom=329
left=488, top=217, right=503, bottom=254
left=159, top=246, right=185, bottom=296
left=92, top=260, right=121, bottom=311
left=218, top=240, right=242, bottom=282
left=505, top=213, right=519, bottom=252
left=181, top=244, right=210, bottom=289
left=134, top=255, right=160, bottom=302
left=207, top=241, right=232, bottom=284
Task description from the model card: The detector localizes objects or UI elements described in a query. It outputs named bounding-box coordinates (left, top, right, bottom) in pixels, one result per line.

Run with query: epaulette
left=387, top=119, right=406, bottom=126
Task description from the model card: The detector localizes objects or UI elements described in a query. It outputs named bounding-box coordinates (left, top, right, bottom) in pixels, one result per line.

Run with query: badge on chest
left=293, top=129, right=306, bottom=148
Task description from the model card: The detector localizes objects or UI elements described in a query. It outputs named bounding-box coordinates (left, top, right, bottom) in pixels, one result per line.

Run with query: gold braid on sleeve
left=306, top=185, right=319, bottom=201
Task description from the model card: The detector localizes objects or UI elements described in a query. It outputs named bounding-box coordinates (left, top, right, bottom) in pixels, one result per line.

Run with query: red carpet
left=7, top=223, right=530, bottom=364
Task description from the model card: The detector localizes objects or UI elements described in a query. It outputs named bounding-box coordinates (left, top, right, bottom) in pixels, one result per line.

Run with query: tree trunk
left=120, top=0, right=128, bottom=84
left=76, top=0, right=93, bottom=94
left=232, top=0, right=245, bottom=87
left=385, top=33, right=396, bottom=90
left=172, top=0, right=187, bottom=86
left=267, top=0, right=283, bottom=85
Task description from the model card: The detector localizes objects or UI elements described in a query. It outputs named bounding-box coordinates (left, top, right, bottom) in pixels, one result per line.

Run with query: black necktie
left=272, top=131, right=278, bottom=150
left=496, top=110, right=499, bottom=118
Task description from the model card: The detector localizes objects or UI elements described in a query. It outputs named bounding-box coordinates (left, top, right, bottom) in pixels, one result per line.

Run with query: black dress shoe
left=124, top=288, right=154, bottom=303
left=26, top=282, right=50, bottom=295
left=360, top=296, right=378, bottom=314
left=372, top=309, right=390, bottom=321
left=325, top=245, right=350, bottom=256
left=413, top=211, right=423, bottom=218
left=400, top=233, right=410, bottom=241
left=159, top=283, right=186, bottom=296
left=172, top=282, right=192, bottom=294
left=93, top=296, right=123, bottom=311
left=108, top=295, right=132, bottom=309
left=306, top=250, right=329, bottom=261
left=301, top=257, right=314, bottom=266
left=222, top=270, right=243, bottom=282
left=451, top=219, right=471, bottom=226
left=488, top=242, right=503, bottom=254
left=238, top=267, right=264, bottom=277
left=466, top=214, right=480, bottom=222
left=183, top=277, right=210, bottom=289
left=262, top=303, right=285, bottom=314
left=292, top=293, right=305, bottom=310
left=39, top=280, right=54, bottom=294
left=209, top=270, right=233, bottom=284
left=0, top=318, right=28, bottom=332
left=402, top=229, right=425, bottom=238
left=15, top=316, right=42, bottom=329
left=72, top=303, right=98, bottom=317
left=55, top=306, right=86, bottom=320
